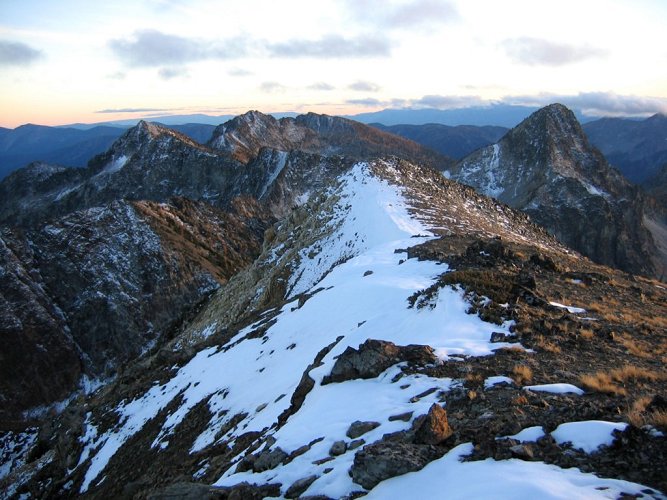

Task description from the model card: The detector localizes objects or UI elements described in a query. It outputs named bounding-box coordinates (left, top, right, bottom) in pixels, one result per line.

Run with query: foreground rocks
left=322, top=339, right=437, bottom=384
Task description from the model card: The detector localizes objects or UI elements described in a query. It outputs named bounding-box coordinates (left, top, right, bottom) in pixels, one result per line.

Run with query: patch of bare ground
left=406, top=236, right=667, bottom=493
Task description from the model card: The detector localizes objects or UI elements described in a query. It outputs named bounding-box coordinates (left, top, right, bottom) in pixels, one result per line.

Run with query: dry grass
left=611, top=365, right=662, bottom=383
left=580, top=372, right=626, bottom=396
left=511, top=394, right=529, bottom=406
left=626, top=397, right=667, bottom=430
left=535, top=334, right=561, bottom=353
left=467, top=390, right=478, bottom=401
left=652, top=410, right=667, bottom=430
left=465, top=373, right=484, bottom=387
left=511, top=365, right=533, bottom=385
left=617, top=335, right=652, bottom=359
left=580, top=365, right=663, bottom=396
left=578, top=328, right=595, bottom=340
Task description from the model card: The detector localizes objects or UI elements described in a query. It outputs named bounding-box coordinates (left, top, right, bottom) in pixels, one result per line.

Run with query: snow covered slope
left=57, top=160, right=660, bottom=499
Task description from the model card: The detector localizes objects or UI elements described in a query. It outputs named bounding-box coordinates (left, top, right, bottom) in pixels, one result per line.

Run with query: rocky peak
left=452, top=103, right=667, bottom=278
left=209, top=110, right=453, bottom=171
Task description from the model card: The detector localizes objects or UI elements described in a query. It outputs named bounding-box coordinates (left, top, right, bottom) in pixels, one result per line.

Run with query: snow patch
left=524, top=383, right=584, bottom=395
left=551, top=420, right=628, bottom=453
left=364, top=443, right=653, bottom=499
left=549, top=301, right=586, bottom=314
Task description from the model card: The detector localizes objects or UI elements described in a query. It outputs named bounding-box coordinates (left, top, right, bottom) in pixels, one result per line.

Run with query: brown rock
left=413, top=404, right=453, bottom=445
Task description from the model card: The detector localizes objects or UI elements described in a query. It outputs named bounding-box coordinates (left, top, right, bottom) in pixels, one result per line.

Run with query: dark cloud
left=309, top=82, right=336, bottom=91
left=348, top=80, right=381, bottom=92
left=109, top=30, right=247, bottom=67
left=0, top=40, right=43, bottom=67
left=158, top=66, right=188, bottom=79
left=260, top=81, right=287, bottom=93
left=95, top=107, right=177, bottom=114
left=268, top=34, right=391, bottom=58
left=502, top=37, right=608, bottom=66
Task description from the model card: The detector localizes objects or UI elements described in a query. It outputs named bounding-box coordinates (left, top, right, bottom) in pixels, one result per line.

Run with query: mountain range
left=0, top=106, right=665, bottom=499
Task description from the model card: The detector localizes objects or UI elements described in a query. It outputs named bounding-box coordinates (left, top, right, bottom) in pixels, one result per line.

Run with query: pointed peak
left=511, top=102, right=584, bottom=142
left=134, top=120, right=167, bottom=138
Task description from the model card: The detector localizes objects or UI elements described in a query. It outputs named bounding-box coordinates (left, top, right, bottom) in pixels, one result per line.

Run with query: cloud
left=502, top=37, right=608, bottom=66
left=344, top=0, right=458, bottom=30
left=510, top=91, right=667, bottom=117
left=348, top=80, right=381, bottom=92
left=109, top=30, right=248, bottom=67
left=267, top=34, right=391, bottom=58
left=413, top=94, right=487, bottom=108
left=309, top=82, right=336, bottom=91
left=385, top=0, right=459, bottom=29
left=228, top=67, right=252, bottom=77
left=158, top=66, right=188, bottom=79
left=260, top=81, right=287, bottom=93
left=0, top=40, right=43, bottom=67
left=346, top=97, right=409, bottom=108
left=346, top=98, right=384, bottom=106
left=95, top=107, right=177, bottom=114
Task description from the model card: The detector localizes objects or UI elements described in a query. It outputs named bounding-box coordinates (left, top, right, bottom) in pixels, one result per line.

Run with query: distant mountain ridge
left=371, top=123, right=508, bottom=159
left=0, top=123, right=217, bottom=180
left=583, top=113, right=667, bottom=184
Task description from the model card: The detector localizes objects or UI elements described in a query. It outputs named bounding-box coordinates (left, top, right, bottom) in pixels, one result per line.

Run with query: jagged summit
left=115, top=119, right=214, bottom=154
left=209, top=110, right=453, bottom=170
left=451, top=103, right=666, bottom=277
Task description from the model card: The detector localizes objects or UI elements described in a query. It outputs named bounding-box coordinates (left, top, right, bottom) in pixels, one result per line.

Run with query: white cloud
left=502, top=37, right=608, bottom=66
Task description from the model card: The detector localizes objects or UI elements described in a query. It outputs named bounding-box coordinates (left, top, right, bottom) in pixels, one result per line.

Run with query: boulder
left=285, top=475, right=319, bottom=499
left=346, top=420, right=381, bottom=439
left=350, top=442, right=441, bottom=490
left=412, top=404, right=454, bottom=445
left=323, top=339, right=436, bottom=384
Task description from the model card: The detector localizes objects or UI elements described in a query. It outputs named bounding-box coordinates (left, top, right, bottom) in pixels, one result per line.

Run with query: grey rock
left=285, top=475, right=319, bottom=499
left=253, top=447, right=288, bottom=472
left=350, top=441, right=442, bottom=490
left=347, top=420, right=381, bottom=439
left=329, top=440, right=347, bottom=456
left=323, top=339, right=436, bottom=384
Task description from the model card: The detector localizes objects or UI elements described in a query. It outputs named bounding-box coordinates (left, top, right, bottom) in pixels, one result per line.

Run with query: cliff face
left=452, top=104, right=667, bottom=278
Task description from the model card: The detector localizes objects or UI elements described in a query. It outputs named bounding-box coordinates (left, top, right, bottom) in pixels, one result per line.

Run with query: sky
left=1, top=0, right=666, bottom=128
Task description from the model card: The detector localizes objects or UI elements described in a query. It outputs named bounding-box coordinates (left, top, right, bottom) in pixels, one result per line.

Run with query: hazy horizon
left=2, top=0, right=666, bottom=128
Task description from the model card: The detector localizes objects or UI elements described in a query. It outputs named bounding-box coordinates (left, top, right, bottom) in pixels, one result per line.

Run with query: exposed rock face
left=0, top=197, right=272, bottom=422
left=0, top=228, right=81, bottom=422
left=452, top=103, right=667, bottom=278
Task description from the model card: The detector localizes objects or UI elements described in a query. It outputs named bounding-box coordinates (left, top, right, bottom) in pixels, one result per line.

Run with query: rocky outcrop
left=322, top=339, right=437, bottom=384
left=350, top=441, right=443, bottom=490
left=451, top=103, right=667, bottom=278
